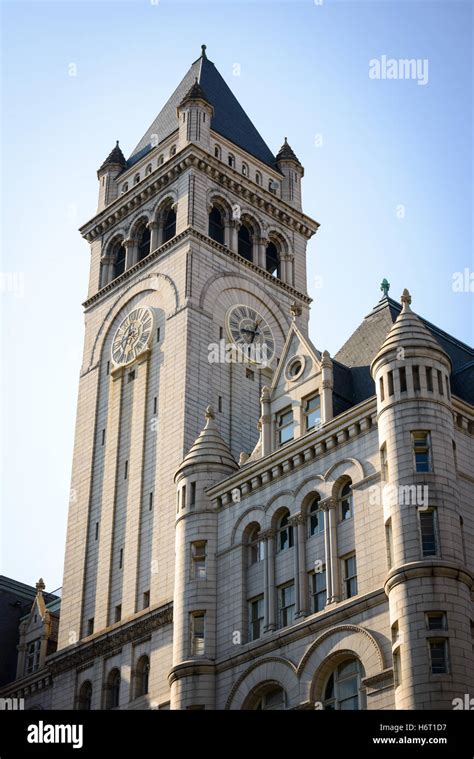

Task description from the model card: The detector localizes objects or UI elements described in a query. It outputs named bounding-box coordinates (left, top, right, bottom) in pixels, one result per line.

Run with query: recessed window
left=218, top=396, right=222, bottom=412
left=310, top=566, right=326, bottom=612
left=380, top=443, right=389, bottom=480
left=399, top=367, right=407, bottom=392
left=77, top=681, right=92, bottom=711
left=429, top=639, right=448, bottom=674
left=87, top=618, right=94, bottom=636
left=254, top=686, right=286, bottom=711
left=124, top=460, right=128, bottom=479
left=25, top=639, right=41, bottom=674
left=249, top=526, right=264, bottom=564
left=420, top=509, right=438, bottom=557
left=412, top=431, right=431, bottom=472
left=190, top=481, right=196, bottom=509
left=249, top=596, right=264, bottom=641
left=278, top=583, right=295, bottom=628
left=101, top=429, right=106, bottom=446
left=278, top=512, right=294, bottom=551
left=426, top=612, right=446, bottom=631
left=191, top=541, right=207, bottom=579
left=146, top=163, right=152, bottom=175
left=437, top=370, right=444, bottom=395
left=170, top=145, right=177, bottom=157
left=309, top=496, right=324, bottom=536
left=242, top=162, right=248, bottom=176
left=379, top=377, right=385, bottom=401
left=119, top=548, right=123, bottom=569
left=413, top=365, right=420, bottom=391
left=149, top=492, right=153, bottom=511
left=106, top=361, right=110, bottom=375
left=255, top=171, right=262, bottom=186
left=277, top=408, right=294, bottom=446
left=181, top=485, right=186, bottom=509
left=114, top=604, right=122, bottom=623
left=134, top=173, right=140, bottom=185
left=105, top=669, right=120, bottom=710
left=426, top=366, right=433, bottom=391
left=153, top=396, right=157, bottom=414
left=134, top=655, right=150, bottom=698
left=143, top=590, right=150, bottom=608
left=209, top=206, right=225, bottom=245
left=214, top=145, right=221, bottom=159
left=122, top=182, right=129, bottom=194
left=95, top=522, right=99, bottom=540
left=339, top=481, right=353, bottom=521
left=190, top=612, right=205, bottom=656
left=324, top=659, right=363, bottom=710
left=286, top=357, right=304, bottom=381
left=245, top=367, right=254, bottom=381
left=387, top=370, right=394, bottom=396
left=128, top=370, right=135, bottom=383
left=385, top=518, right=393, bottom=568
left=158, top=154, right=164, bottom=166
left=304, top=394, right=321, bottom=431
left=343, top=555, right=358, bottom=598
left=228, top=153, right=235, bottom=168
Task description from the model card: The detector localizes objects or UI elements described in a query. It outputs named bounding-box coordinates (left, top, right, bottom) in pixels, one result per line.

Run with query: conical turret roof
left=371, top=289, right=451, bottom=371
left=98, top=141, right=127, bottom=173
left=176, top=406, right=238, bottom=477
left=179, top=78, right=211, bottom=107
left=276, top=137, right=301, bottom=164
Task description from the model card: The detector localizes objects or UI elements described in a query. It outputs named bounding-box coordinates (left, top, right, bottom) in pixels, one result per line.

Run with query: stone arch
left=264, top=490, right=295, bottom=522
left=297, top=624, right=386, bottom=703
left=294, top=476, right=327, bottom=518
left=151, top=190, right=178, bottom=221
left=128, top=211, right=152, bottom=239
left=206, top=189, right=233, bottom=220
left=323, top=457, right=365, bottom=484
left=230, top=506, right=265, bottom=546
left=266, top=226, right=291, bottom=255
left=102, top=230, right=126, bottom=258
left=88, top=273, right=179, bottom=370
left=225, top=656, right=298, bottom=710
left=239, top=210, right=263, bottom=239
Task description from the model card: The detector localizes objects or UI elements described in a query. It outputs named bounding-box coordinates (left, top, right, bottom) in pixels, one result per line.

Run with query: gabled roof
left=334, top=295, right=474, bottom=405
left=270, top=319, right=322, bottom=394
left=128, top=46, right=277, bottom=169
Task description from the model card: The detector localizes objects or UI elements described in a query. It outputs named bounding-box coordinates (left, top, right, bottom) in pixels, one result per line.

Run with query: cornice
left=79, top=144, right=319, bottom=243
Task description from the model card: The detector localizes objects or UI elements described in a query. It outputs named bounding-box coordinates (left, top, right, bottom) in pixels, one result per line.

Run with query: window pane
left=420, top=512, right=437, bottom=556
left=429, top=641, right=447, bottom=674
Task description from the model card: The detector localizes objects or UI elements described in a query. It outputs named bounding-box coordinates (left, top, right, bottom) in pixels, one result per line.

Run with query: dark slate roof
left=180, top=79, right=211, bottom=106
left=276, top=137, right=301, bottom=164
left=98, top=141, right=127, bottom=172
left=333, top=296, right=474, bottom=406
left=128, top=48, right=277, bottom=169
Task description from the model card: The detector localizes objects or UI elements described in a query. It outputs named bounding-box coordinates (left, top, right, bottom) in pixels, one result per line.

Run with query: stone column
left=290, top=514, right=308, bottom=618
left=322, top=501, right=332, bottom=605
left=280, top=256, right=289, bottom=283
left=229, top=220, right=240, bottom=253
left=147, top=220, right=159, bottom=252
left=257, top=237, right=267, bottom=269
left=263, top=528, right=277, bottom=632
left=321, top=351, right=334, bottom=424
left=260, top=385, right=272, bottom=456
left=123, top=238, right=138, bottom=269
left=326, top=498, right=339, bottom=604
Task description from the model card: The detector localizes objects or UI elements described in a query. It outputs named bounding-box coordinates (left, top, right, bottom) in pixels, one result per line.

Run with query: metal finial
left=116, top=140, right=119, bottom=147
left=400, top=288, right=412, bottom=309
left=36, top=578, right=45, bottom=593
left=380, top=278, right=390, bottom=297
left=201, top=44, right=207, bottom=58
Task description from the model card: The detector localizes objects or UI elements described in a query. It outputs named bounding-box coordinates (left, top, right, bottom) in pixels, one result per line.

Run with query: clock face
left=226, top=305, right=275, bottom=365
left=111, top=307, right=154, bottom=367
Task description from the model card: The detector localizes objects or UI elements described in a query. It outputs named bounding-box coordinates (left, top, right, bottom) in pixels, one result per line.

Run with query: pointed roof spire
left=276, top=137, right=301, bottom=165
left=98, top=140, right=127, bottom=173
left=371, top=288, right=450, bottom=371
left=175, top=406, right=238, bottom=477
left=179, top=77, right=212, bottom=108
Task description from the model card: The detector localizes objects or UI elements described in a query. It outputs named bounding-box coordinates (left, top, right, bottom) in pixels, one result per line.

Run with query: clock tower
left=55, top=46, right=318, bottom=708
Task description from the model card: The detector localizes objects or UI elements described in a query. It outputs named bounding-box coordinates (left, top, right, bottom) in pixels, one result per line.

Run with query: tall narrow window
left=95, top=522, right=99, bottom=540
left=119, top=548, right=123, bottom=569
left=218, top=396, right=222, bottom=412
left=162, top=208, right=176, bottom=242
left=214, top=145, right=221, bottom=159
left=137, top=224, right=151, bottom=261
left=255, top=171, right=262, bottom=186
left=380, top=444, right=389, bottom=481
left=208, top=207, right=225, bottom=244
left=135, top=655, right=150, bottom=698
left=149, top=492, right=153, bottom=511
left=343, top=555, right=358, bottom=598
left=190, top=613, right=205, bottom=656
left=190, top=481, right=196, bottom=509
left=278, top=583, right=295, bottom=628
left=426, top=366, right=433, bottom=391
left=445, top=375, right=450, bottom=399
left=124, top=460, right=128, bottom=479
left=228, top=153, right=235, bottom=168
left=437, top=370, right=444, bottom=395
left=191, top=541, right=207, bottom=579
left=385, top=519, right=393, bottom=568
left=387, top=370, right=394, bottom=396
left=278, top=512, right=294, bottom=551
left=304, top=394, right=321, bottom=431
left=106, top=669, right=121, bottom=710
left=112, top=241, right=126, bottom=280
left=181, top=485, right=186, bottom=510
left=265, top=242, right=280, bottom=277
left=412, top=431, right=431, bottom=472
left=413, top=365, right=420, bottom=391
left=249, top=526, right=264, bottom=564
left=309, top=496, right=324, bottom=536
left=379, top=377, right=385, bottom=401
left=249, top=596, right=264, bottom=641
left=78, top=681, right=92, bottom=711
left=87, top=618, right=94, bottom=636
left=277, top=408, right=294, bottom=446
left=114, top=604, right=122, bottom=623
left=237, top=224, right=253, bottom=262
left=429, top=640, right=448, bottom=674
left=310, top=567, right=327, bottom=612
left=399, top=367, right=407, bottom=392
left=420, top=509, right=438, bottom=556
left=143, top=590, right=150, bottom=608
left=25, top=639, right=41, bottom=674
left=339, top=481, right=353, bottom=521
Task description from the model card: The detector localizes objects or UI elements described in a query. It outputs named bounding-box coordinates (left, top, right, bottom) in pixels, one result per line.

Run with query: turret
left=276, top=137, right=304, bottom=210
left=96, top=140, right=127, bottom=212
left=371, top=289, right=473, bottom=709
left=170, top=406, right=238, bottom=710
left=176, top=69, right=214, bottom=153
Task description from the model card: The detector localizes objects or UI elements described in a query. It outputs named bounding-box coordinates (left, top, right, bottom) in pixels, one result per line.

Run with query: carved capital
left=122, top=237, right=137, bottom=248
left=147, top=220, right=159, bottom=230
left=322, top=379, right=333, bottom=390
left=320, top=497, right=336, bottom=512
left=288, top=513, right=304, bottom=527
left=261, top=527, right=276, bottom=540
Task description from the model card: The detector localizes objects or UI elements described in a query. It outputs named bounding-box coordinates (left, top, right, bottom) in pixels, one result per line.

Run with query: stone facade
left=1, top=47, right=472, bottom=711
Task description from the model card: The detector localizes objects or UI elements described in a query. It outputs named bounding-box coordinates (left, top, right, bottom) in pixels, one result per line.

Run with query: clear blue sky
left=1, top=0, right=472, bottom=590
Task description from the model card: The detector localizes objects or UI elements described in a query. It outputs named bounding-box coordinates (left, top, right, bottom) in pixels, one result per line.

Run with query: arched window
left=77, top=681, right=92, bottom=711
left=255, top=172, right=262, bottom=186
left=170, top=145, right=177, bottom=157
left=134, top=655, right=150, bottom=698
left=137, top=224, right=151, bottom=261
left=112, top=241, right=126, bottom=280
left=134, top=173, right=140, bottom=185
left=146, top=163, right=152, bottom=176
left=158, top=154, right=164, bottom=166
left=238, top=224, right=253, bottom=262
left=228, top=153, right=235, bottom=168
left=339, top=481, right=353, bottom=521
left=106, top=669, right=121, bottom=710
left=214, top=145, right=221, bottom=159
left=254, top=686, right=286, bottom=711
left=323, top=659, right=363, bottom=710
left=309, top=495, right=324, bottom=536
left=242, top=162, right=249, bottom=177
left=265, top=242, right=280, bottom=278
left=278, top=511, right=294, bottom=552
left=208, top=206, right=225, bottom=245
left=248, top=525, right=264, bottom=564
left=162, top=207, right=176, bottom=242
left=121, top=182, right=129, bottom=194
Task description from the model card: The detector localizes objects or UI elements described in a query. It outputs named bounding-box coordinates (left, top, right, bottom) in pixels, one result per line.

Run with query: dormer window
left=277, top=407, right=294, bottom=447
left=304, top=394, right=321, bottom=431
left=25, top=639, right=41, bottom=674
